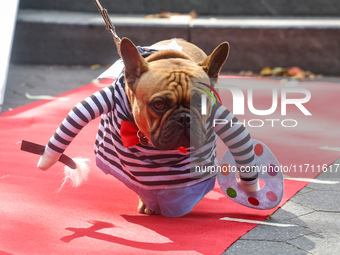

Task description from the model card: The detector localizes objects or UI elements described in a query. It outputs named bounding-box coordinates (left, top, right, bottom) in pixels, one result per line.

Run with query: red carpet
left=1, top=77, right=339, bottom=254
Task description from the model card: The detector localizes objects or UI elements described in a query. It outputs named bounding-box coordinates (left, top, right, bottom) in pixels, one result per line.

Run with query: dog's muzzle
left=152, top=108, right=206, bottom=150
left=175, top=111, right=191, bottom=137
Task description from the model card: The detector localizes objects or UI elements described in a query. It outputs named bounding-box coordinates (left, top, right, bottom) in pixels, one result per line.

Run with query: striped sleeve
left=45, top=85, right=115, bottom=155
left=213, top=104, right=258, bottom=184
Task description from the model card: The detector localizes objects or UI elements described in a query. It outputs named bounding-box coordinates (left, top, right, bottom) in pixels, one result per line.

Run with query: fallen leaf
left=260, top=66, right=272, bottom=76
left=90, top=64, right=102, bottom=70
left=287, top=66, right=303, bottom=76
left=272, top=67, right=286, bottom=76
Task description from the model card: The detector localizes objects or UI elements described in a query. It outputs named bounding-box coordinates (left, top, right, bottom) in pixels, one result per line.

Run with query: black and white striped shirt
left=46, top=72, right=256, bottom=190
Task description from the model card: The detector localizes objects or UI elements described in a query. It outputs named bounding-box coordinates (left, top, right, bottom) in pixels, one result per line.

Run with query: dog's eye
left=153, top=100, right=165, bottom=111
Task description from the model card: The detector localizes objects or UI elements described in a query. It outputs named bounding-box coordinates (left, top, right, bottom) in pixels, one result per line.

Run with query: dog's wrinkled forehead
left=136, top=71, right=188, bottom=105
left=168, top=71, right=191, bottom=105
left=136, top=59, right=209, bottom=104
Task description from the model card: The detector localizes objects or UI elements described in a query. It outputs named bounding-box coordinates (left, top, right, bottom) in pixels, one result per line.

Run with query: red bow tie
left=120, top=121, right=147, bottom=147
left=120, top=121, right=187, bottom=153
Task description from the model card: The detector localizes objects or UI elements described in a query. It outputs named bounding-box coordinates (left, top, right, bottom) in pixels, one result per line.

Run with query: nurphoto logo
left=198, top=79, right=312, bottom=128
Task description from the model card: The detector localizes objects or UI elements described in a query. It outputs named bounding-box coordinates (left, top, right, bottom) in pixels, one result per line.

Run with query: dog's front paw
left=138, top=196, right=158, bottom=215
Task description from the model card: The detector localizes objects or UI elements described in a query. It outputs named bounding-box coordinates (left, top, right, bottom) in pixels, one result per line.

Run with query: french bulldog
left=37, top=38, right=233, bottom=217
left=120, top=38, right=229, bottom=214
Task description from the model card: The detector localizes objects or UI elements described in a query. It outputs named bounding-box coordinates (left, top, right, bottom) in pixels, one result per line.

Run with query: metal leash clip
left=93, top=0, right=122, bottom=57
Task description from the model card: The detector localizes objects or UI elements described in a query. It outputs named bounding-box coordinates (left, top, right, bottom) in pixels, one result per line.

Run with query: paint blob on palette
left=218, top=140, right=284, bottom=210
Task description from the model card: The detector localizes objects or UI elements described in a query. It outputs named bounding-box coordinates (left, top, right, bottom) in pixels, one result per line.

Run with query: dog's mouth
left=151, top=109, right=206, bottom=150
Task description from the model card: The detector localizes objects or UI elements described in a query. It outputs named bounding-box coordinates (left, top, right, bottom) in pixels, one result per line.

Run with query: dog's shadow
left=59, top=189, right=235, bottom=252
left=60, top=212, right=237, bottom=253
left=59, top=211, right=264, bottom=253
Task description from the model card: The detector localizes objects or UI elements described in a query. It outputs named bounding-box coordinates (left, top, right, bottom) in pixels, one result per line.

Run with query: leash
left=93, top=0, right=122, bottom=57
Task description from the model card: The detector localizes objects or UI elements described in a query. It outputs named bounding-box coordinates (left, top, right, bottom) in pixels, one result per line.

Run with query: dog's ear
left=120, top=38, right=149, bottom=92
left=199, top=42, right=230, bottom=81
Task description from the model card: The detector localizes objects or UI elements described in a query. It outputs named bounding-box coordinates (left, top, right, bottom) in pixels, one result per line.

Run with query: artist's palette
left=218, top=140, right=284, bottom=210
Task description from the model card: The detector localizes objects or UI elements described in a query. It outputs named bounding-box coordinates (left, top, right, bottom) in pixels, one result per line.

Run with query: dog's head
left=121, top=38, right=229, bottom=150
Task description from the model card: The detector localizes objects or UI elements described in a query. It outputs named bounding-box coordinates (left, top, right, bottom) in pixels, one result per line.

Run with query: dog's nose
left=176, top=112, right=191, bottom=127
